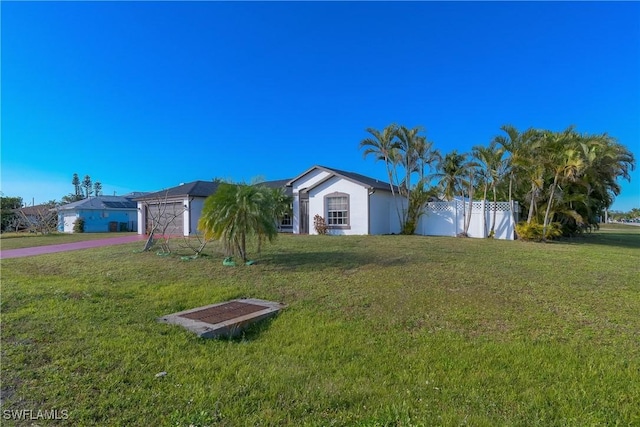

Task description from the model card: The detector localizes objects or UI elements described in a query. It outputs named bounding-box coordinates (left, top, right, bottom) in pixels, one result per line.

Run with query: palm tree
left=396, top=125, right=438, bottom=234
left=551, top=132, right=634, bottom=233
left=362, top=124, right=442, bottom=235
left=434, top=150, right=467, bottom=202
left=360, top=124, right=404, bottom=229
left=414, top=136, right=441, bottom=185
left=432, top=150, right=467, bottom=235
left=360, top=124, right=400, bottom=196
left=461, top=157, right=480, bottom=237
left=472, top=145, right=492, bottom=237
left=93, top=181, right=103, bottom=196
left=495, top=125, right=541, bottom=232
left=473, top=141, right=505, bottom=237
left=198, top=182, right=281, bottom=263
left=539, top=127, right=585, bottom=239
left=395, top=125, right=424, bottom=195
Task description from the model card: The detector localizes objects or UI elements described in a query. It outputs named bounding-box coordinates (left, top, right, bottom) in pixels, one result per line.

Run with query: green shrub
left=73, top=218, right=85, bottom=233
left=515, top=221, right=562, bottom=241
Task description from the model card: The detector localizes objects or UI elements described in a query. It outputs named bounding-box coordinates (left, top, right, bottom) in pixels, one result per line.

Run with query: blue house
left=57, top=194, right=143, bottom=233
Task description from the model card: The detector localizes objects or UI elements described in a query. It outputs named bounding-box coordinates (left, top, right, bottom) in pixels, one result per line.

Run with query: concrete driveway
left=0, top=235, right=146, bottom=259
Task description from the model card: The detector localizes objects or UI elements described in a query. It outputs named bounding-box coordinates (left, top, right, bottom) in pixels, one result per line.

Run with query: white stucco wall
left=62, top=213, right=78, bottom=233
left=307, top=176, right=370, bottom=235
left=291, top=169, right=333, bottom=234
left=369, top=191, right=404, bottom=235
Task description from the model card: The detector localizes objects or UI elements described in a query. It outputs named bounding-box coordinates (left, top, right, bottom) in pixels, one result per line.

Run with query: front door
left=300, top=199, right=309, bottom=234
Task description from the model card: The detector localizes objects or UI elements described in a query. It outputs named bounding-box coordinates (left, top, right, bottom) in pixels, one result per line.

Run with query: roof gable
left=287, top=165, right=396, bottom=193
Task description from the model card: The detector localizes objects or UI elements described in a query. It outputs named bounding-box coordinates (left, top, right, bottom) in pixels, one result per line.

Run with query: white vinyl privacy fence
left=416, top=201, right=519, bottom=240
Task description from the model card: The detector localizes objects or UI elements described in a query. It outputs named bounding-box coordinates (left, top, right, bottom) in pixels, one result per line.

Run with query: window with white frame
left=326, top=194, right=349, bottom=226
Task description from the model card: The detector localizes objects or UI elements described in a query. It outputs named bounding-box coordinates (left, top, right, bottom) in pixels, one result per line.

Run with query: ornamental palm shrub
left=198, top=182, right=286, bottom=263
left=515, top=221, right=562, bottom=241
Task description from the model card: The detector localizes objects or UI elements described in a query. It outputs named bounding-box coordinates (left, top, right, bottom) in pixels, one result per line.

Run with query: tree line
left=64, top=173, right=103, bottom=203
left=0, top=173, right=103, bottom=233
left=360, top=123, right=635, bottom=239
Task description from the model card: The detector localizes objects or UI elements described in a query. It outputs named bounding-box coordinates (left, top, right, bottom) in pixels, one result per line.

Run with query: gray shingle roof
left=57, top=196, right=137, bottom=211
left=133, top=181, right=221, bottom=201
left=256, top=179, right=293, bottom=197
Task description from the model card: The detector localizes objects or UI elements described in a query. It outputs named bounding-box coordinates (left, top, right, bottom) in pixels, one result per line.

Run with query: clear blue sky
left=2, top=1, right=639, bottom=211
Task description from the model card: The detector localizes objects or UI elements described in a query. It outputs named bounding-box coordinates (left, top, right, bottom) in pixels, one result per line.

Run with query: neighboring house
left=287, top=165, right=402, bottom=235
left=134, top=181, right=220, bottom=237
left=134, top=179, right=294, bottom=237
left=57, top=195, right=141, bottom=233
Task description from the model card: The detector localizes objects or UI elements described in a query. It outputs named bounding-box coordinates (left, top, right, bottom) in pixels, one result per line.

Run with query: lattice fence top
left=426, top=202, right=455, bottom=211
left=425, top=201, right=513, bottom=212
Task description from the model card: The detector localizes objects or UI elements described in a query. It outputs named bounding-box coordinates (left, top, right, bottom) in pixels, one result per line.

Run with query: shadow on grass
left=263, top=250, right=409, bottom=270
left=556, top=231, right=640, bottom=250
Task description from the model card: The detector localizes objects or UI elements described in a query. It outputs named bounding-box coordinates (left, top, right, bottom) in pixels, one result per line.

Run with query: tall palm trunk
left=482, top=182, right=489, bottom=237
left=463, top=170, right=475, bottom=236
left=527, top=181, right=537, bottom=223
left=542, top=174, right=560, bottom=240
left=490, top=182, right=498, bottom=237
left=383, top=155, right=404, bottom=231
left=508, top=174, right=517, bottom=238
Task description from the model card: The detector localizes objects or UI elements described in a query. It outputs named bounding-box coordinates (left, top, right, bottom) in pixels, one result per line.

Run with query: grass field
left=1, top=226, right=639, bottom=426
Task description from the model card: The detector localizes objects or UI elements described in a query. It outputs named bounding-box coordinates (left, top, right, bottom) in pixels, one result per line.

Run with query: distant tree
left=94, top=181, right=103, bottom=196
left=82, top=175, right=93, bottom=198
left=72, top=173, right=82, bottom=197
left=1, top=196, right=23, bottom=232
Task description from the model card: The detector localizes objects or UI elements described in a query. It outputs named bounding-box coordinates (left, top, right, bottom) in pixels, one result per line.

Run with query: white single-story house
left=133, top=166, right=517, bottom=239
left=57, top=195, right=140, bottom=233
left=287, top=165, right=518, bottom=239
left=287, top=165, right=402, bottom=235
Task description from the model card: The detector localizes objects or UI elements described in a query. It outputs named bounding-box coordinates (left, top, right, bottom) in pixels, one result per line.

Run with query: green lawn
left=1, top=227, right=639, bottom=426
left=0, top=232, right=137, bottom=251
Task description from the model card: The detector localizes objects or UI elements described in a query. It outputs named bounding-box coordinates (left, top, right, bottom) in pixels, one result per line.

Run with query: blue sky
left=2, top=1, right=639, bottom=211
